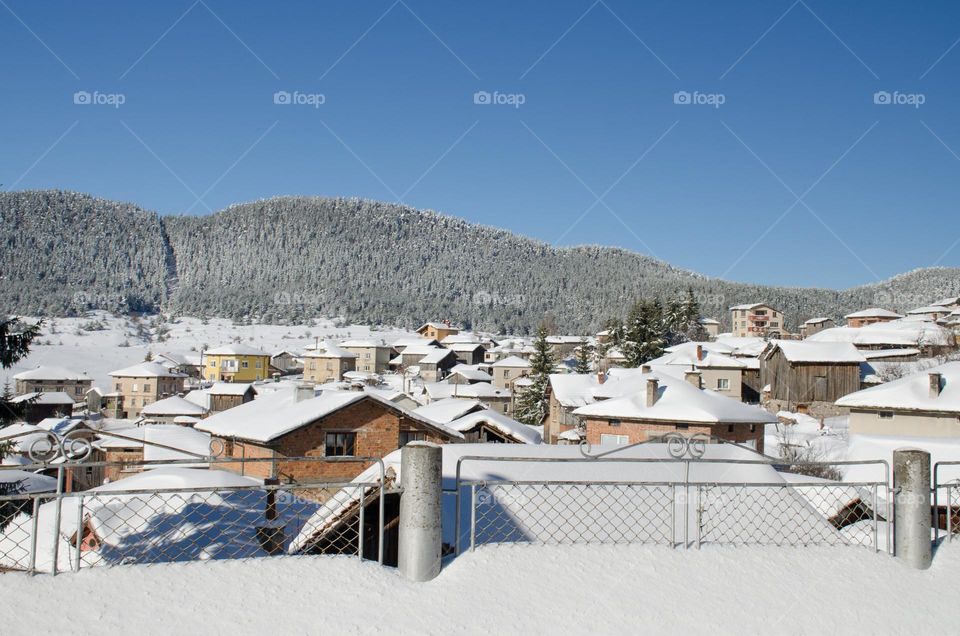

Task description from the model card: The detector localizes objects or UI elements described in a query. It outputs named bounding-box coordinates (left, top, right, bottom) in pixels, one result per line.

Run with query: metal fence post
left=397, top=443, right=442, bottom=582
left=893, top=449, right=932, bottom=569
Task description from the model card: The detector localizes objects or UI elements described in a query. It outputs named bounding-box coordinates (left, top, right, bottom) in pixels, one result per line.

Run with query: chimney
left=295, top=382, right=315, bottom=402
left=684, top=370, right=702, bottom=388
left=596, top=371, right=606, bottom=385
left=641, top=364, right=651, bottom=373
left=929, top=373, right=943, bottom=398
left=646, top=378, right=659, bottom=407
left=696, top=344, right=704, bottom=362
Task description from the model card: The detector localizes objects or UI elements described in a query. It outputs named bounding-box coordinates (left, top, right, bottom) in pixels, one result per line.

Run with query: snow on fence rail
left=453, top=443, right=892, bottom=554
left=0, top=456, right=387, bottom=575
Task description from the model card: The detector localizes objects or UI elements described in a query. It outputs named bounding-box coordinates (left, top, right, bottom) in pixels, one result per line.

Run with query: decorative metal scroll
left=579, top=431, right=711, bottom=460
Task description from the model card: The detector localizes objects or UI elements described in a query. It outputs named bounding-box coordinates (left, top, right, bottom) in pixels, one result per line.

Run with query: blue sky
left=2, top=0, right=959, bottom=289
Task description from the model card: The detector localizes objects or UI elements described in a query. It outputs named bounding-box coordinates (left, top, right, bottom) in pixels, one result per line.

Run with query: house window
left=879, top=411, right=894, bottom=419
left=716, top=378, right=730, bottom=390
left=143, top=384, right=151, bottom=393
left=132, top=383, right=138, bottom=392
left=210, top=360, right=217, bottom=367
left=325, top=432, right=356, bottom=457
left=255, top=360, right=262, bottom=368
left=608, top=419, right=621, bottom=427
left=727, top=425, right=734, bottom=433
left=600, top=434, right=629, bottom=445
left=677, top=424, right=689, bottom=430
left=241, top=360, right=249, bottom=368
left=399, top=431, right=425, bottom=446
left=115, top=383, right=122, bottom=391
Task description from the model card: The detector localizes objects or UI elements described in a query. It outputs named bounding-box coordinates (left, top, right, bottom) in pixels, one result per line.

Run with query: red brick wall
left=215, top=398, right=450, bottom=483
left=583, top=417, right=764, bottom=454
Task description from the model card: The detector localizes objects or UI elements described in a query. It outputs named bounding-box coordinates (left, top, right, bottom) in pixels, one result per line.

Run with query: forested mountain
left=1, top=190, right=958, bottom=334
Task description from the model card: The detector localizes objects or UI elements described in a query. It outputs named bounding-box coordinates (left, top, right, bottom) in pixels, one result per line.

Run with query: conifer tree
left=574, top=338, right=593, bottom=374
left=514, top=324, right=555, bottom=425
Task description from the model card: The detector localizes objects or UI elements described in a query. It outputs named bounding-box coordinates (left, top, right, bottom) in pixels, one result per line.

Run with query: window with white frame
left=716, top=378, right=730, bottom=390
left=600, top=434, right=629, bottom=445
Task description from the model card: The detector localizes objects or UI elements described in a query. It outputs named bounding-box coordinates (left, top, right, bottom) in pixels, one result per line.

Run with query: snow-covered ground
left=2, top=544, right=957, bottom=634
left=3, top=312, right=416, bottom=391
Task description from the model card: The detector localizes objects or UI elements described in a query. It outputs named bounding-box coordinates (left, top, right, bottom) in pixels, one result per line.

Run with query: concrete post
left=398, top=442, right=443, bottom=581
left=894, top=449, right=932, bottom=569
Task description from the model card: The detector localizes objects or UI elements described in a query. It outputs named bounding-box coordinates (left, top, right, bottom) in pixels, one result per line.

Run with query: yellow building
left=203, top=344, right=272, bottom=382
left=416, top=321, right=460, bottom=342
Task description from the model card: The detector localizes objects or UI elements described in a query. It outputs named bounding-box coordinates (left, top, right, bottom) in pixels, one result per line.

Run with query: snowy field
left=2, top=544, right=957, bottom=634
left=3, top=312, right=416, bottom=391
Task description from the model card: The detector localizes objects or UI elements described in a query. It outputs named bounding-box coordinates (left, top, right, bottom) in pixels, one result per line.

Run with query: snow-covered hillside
left=3, top=312, right=416, bottom=391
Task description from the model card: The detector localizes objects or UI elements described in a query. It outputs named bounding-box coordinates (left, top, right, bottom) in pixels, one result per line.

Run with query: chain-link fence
left=456, top=456, right=891, bottom=554
left=934, top=461, right=960, bottom=543
left=0, top=456, right=388, bottom=575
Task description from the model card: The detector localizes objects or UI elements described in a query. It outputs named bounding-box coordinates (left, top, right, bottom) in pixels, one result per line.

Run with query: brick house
left=195, top=386, right=463, bottom=482
left=843, top=308, right=904, bottom=328
left=573, top=373, right=775, bottom=452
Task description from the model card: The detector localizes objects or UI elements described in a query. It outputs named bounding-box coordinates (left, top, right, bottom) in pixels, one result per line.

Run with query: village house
left=390, top=336, right=441, bottom=353
left=270, top=350, right=303, bottom=376
left=729, top=303, right=785, bottom=338
left=844, top=308, right=903, bottom=328
left=800, top=317, right=836, bottom=339
left=699, top=318, right=722, bottom=338
left=393, top=345, right=458, bottom=383
left=572, top=373, right=775, bottom=451
left=139, top=395, right=209, bottom=425
left=906, top=306, right=953, bottom=321
left=490, top=355, right=531, bottom=389
left=184, top=382, right=257, bottom=414
left=195, top=385, right=463, bottom=482
left=155, top=352, right=204, bottom=380
left=303, top=342, right=358, bottom=384
left=413, top=397, right=487, bottom=424
left=9, top=391, right=76, bottom=423
left=443, top=364, right=492, bottom=385
left=341, top=339, right=393, bottom=374
left=646, top=344, right=747, bottom=401
left=423, top=381, right=512, bottom=415
left=760, top=341, right=865, bottom=414
left=444, top=409, right=542, bottom=444
left=203, top=344, right=272, bottom=383
left=416, top=321, right=460, bottom=341
left=483, top=339, right=535, bottom=364
left=91, top=425, right=213, bottom=482
left=442, top=341, right=487, bottom=366
left=806, top=317, right=955, bottom=357
left=546, top=336, right=587, bottom=358
left=106, top=362, right=188, bottom=419
left=13, top=366, right=92, bottom=402
left=545, top=373, right=602, bottom=444
left=837, top=362, right=960, bottom=438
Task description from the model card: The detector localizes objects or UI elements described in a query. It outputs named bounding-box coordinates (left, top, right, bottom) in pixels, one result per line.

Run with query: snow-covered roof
left=646, top=349, right=747, bottom=369
left=548, top=373, right=601, bottom=408
left=12, top=365, right=91, bottom=381
left=140, top=395, right=209, bottom=417
left=844, top=434, right=960, bottom=489
left=35, top=416, right=83, bottom=435
left=444, top=342, right=485, bottom=352
left=195, top=387, right=462, bottom=443
left=860, top=348, right=920, bottom=360
left=699, top=318, right=721, bottom=325
left=843, top=308, right=903, bottom=319
left=303, top=341, right=358, bottom=359
left=340, top=338, right=390, bottom=348
left=413, top=398, right=484, bottom=424
left=423, top=382, right=510, bottom=400
left=491, top=355, right=531, bottom=368
left=665, top=341, right=735, bottom=355
left=803, top=317, right=834, bottom=325
left=713, top=336, right=768, bottom=357
left=574, top=372, right=776, bottom=424
left=836, top=361, right=960, bottom=413
left=446, top=410, right=542, bottom=444
left=0, top=469, right=58, bottom=494
left=156, top=352, right=202, bottom=366
left=729, top=303, right=773, bottom=311
left=907, top=306, right=949, bottom=315
left=417, top=322, right=459, bottom=332
left=806, top=319, right=953, bottom=348
left=446, top=365, right=491, bottom=382
left=933, top=296, right=960, bottom=307
left=204, top=343, right=270, bottom=357
left=440, top=334, right=482, bottom=345
left=765, top=341, right=866, bottom=364
left=208, top=382, right=255, bottom=396
left=391, top=336, right=439, bottom=349
left=10, top=391, right=75, bottom=405
left=109, top=361, right=187, bottom=378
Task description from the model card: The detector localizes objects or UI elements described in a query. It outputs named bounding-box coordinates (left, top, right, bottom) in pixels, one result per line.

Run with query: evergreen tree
left=0, top=316, right=42, bottom=427
left=514, top=324, right=555, bottom=425
left=574, top=338, right=593, bottom=374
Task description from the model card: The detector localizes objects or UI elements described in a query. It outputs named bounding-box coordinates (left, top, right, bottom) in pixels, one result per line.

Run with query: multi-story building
left=13, top=366, right=92, bottom=402
left=106, top=361, right=188, bottom=419
left=203, top=344, right=272, bottom=383
left=729, top=304, right=785, bottom=338
left=341, top=339, right=394, bottom=374
left=843, top=308, right=903, bottom=328
left=303, top=342, right=358, bottom=384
